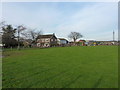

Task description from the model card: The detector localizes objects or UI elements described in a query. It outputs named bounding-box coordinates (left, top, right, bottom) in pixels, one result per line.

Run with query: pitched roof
left=37, top=34, right=56, bottom=39
left=37, top=33, right=56, bottom=39
left=58, top=38, right=67, bottom=40
left=79, top=40, right=86, bottom=42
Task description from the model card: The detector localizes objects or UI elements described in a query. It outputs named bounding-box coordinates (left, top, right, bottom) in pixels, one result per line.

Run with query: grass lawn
left=2, top=46, right=118, bottom=88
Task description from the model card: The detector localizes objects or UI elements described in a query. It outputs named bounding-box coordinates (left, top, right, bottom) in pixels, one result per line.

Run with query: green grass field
left=2, top=46, right=118, bottom=88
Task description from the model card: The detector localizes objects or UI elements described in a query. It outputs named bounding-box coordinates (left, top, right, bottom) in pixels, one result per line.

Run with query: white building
left=36, top=34, right=57, bottom=47
left=57, top=38, right=68, bottom=45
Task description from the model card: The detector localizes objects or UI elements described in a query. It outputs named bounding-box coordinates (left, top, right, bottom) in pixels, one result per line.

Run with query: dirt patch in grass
left=2, top=51, right=25, bottom=58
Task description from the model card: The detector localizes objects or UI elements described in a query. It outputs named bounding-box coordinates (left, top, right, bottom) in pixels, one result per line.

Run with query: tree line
left=0, top=21, right=83, bottom=48
left=0, top=21, right=42, bottom=48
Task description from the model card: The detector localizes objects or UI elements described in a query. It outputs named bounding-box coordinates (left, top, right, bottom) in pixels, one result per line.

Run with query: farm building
left=79, top=40, right=86, bottom=46
left=86, top=40, right=118, bottom=46
left=57, top=38, right=69, bottom=46
left=36, top=33, right=57, bottom=47
left=96, top=41, right=118, bottom=45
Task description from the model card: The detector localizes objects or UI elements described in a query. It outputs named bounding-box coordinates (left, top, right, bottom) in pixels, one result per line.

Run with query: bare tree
left=21, top=28, right=42, bottom=48
left=16, top=25, right=26, bottom=50
left=29, top=29, right=42, bottom=41
left=21, top=28, right=42, bottom=41
left=0, top=21, right=6, bottom=33
left=68, top=32, right=83, bottom=43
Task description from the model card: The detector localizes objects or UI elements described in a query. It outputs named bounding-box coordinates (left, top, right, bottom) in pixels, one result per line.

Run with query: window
left=45, top=39, right=49, bottom=42
left=37, top=43, right=40, bottom=46
left=37, top=39, right=40, bottom=42
left=41, top=39, right=44, bottom=42
left=51, top=39, right=53, bottom=41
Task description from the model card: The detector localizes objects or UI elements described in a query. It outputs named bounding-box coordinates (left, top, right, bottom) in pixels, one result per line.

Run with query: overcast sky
left=2, top=2, right=118, bottom=41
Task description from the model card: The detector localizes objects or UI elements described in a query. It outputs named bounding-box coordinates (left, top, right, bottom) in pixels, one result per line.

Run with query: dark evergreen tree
left=2, top=25, right=18, bottom=48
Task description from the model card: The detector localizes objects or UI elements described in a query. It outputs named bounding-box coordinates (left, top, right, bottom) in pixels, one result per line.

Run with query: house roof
left=37, top=34, right=57, bottom=39
left=58, top=38, right=67, bottom=40
left=79, top=40, right=86, bottom=42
